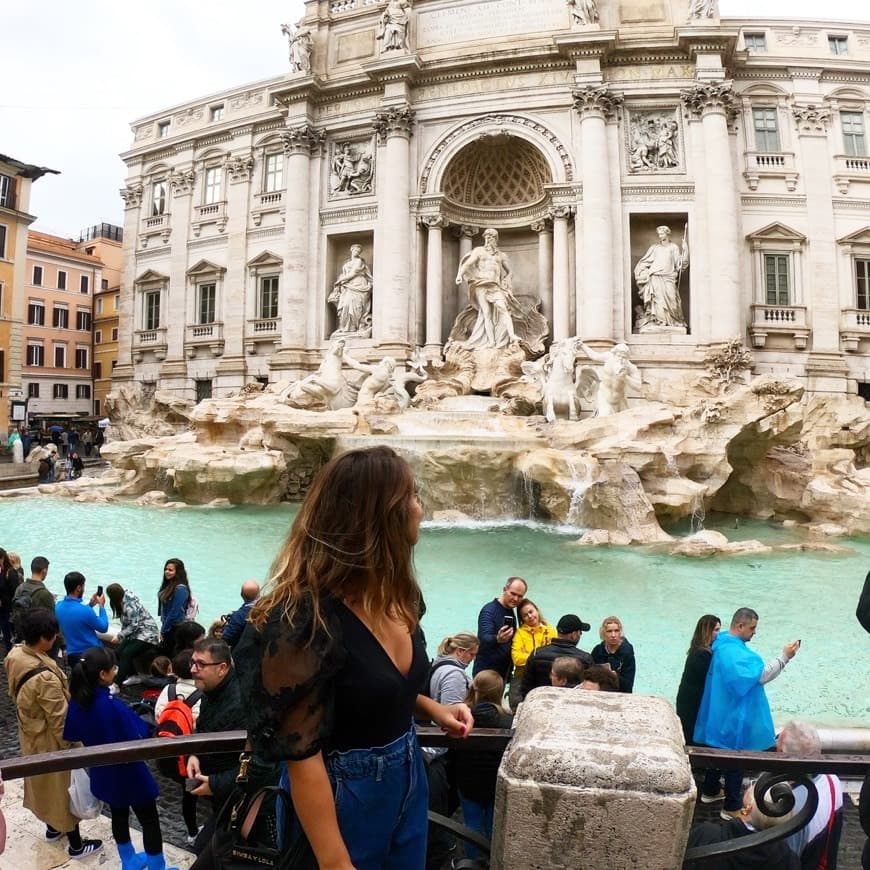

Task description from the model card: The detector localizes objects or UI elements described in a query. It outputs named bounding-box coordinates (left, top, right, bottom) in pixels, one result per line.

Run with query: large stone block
left=492, top=689, right=695, bottom=869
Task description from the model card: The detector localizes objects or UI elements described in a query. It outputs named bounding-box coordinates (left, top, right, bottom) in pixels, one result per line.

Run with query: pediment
left=247, top=250, right=283, bottom=268
left=837, top=227, right=870, bottom=246
left=186, top=259, right=226, bottom=277
left=746, top=222, right=806, bottom=244
left=134, top=268, right=169, bottom=285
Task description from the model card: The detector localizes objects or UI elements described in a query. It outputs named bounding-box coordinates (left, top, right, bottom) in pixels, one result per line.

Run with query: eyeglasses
left=190, top=659, right=224, bottom=670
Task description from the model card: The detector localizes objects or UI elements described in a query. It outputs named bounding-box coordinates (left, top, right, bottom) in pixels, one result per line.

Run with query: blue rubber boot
left=117, top=841, right=148, bottom=870
left=145, top=853, right=179, bottom=870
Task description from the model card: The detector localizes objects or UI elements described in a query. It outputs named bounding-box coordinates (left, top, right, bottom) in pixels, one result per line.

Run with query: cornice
left=832, top=197, right=870, bottom=211
left=622, top=183, right=695, bottom=198
left=187, top=236, right=228, bottom=252
left=415, top=58, right=572, bottom=88
left=741, top=195, right=806, bottom=207
left=320, top=204, right=378, bottom=226
left=135, top=246, right=172, bottom=262
left=246, top=227, right=285, bottom=241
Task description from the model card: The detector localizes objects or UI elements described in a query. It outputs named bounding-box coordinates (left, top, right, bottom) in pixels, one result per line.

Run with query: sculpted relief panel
left=626, top=109, right=682, bottom=174
left=417, top=0, right=565, bottom=48
left=329, top=139, right=375, bottom=198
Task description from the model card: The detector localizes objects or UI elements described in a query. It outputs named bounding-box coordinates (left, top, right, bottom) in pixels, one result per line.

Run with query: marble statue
left=569, top=0, right=599, bottom=25
left=330, top=143, right=374, bottom=195
left=329, top=245, right=373, bottom=338
left=455, top=228, right=520, bottom=349
left=376, top=0, right=411, bottom=53
left=522, top=338, right=582, bottom=423
left=280, top=337, right=366, bottom=410
left=281, top=21, right=312, bottom=73
left=577, top=341, right=642, bottom=417
left=354, top=357, right=397, bottom=408
left=390, top=349, right=428, bottom=409
left=634, top=225, right=688, bottom=332
left=687, top=0, right=717, bottom=19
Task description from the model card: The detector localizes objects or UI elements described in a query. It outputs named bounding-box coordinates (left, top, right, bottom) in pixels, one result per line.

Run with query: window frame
left=764, top=253, right=792, bottom=306
left=95, top=330, right=102, bottom=344
left=829, top=35, right=848, bottom=56
left=94, top=361, right=103, bottom=380
left=80, top=275, right=90, bottom=294
left=76, top=384, right=92, bottom=400
left=157, top=120, right=170, bottom=138
left=52, top=305, right=69, bottom=329
left=198, top=281, right=217, bottom=324
left=144, top=289, right=161, bottom=331
left=203, top=166, right=223, bottom=205
left=111, top=327, right=118, bottom=342
left=0, top=224, right=7, bottom=259
left=753, top=106, right=781, bottom=153
left=57, top=270, right=67, bottom=290
left=258, top=274, right=280, bottom=319
left=27, top=382, right=39, bottom=399
left=151, top=180, right=168, bottom=216
left=857, top=258, right=870, bottom=311
left=744, top=32, right=766, bottom=52
left=0, top=174, right=14, bottom=209
left=264, top=153, right=284, bottom=193
left=32, top=265, right=43, bottom=286
left=54, top=343, right=67, bottom=369
left=53, top=383, right=69, bottom=400
left=75, top=347, right=89, bottom=370
left=841, top=111, right=867, bottom=157
left=210, top=104, right=225, bottom=122
left=26, top=343, right=45, bottom=367
left=76, top=309, right=91, bottom=331
left=28, top=301, right=45, bottom=326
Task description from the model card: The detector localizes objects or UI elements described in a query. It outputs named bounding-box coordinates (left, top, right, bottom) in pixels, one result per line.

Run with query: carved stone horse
left=521, top=338, right=582, bottom=422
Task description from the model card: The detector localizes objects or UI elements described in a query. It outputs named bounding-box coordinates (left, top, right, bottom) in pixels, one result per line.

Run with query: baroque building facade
left=117, top=0, right=870, bottom=401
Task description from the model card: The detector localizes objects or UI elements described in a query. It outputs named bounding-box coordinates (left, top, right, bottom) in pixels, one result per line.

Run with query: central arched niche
left=437, top=134, right=556, bottom=337
left=441, top=133, right=552, bottom=208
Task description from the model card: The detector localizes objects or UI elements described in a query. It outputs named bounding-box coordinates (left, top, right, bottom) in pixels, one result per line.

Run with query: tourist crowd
left=1, top=450, right=868, bottom=869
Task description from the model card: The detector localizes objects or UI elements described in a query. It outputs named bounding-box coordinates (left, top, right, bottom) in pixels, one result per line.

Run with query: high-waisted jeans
left=280, top=725, right=429, bottom=870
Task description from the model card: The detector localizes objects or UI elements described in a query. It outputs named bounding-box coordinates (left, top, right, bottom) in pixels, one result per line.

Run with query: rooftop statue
left=376, top=0, right=411, bottom=53
left=568, top=0, right=599, bottom=26
left=634, top=225, right=688, bottom=332
left=576, top=341, right=642, bottom=417
left=329, top=245, right=373, bottom=338
left=280, top=21, right=312, bottom=73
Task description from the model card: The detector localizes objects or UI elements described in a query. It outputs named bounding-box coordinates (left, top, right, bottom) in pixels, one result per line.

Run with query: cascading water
left=564, top=459, right=591, bottom=528
left=690, top=493, right=706, bottom=533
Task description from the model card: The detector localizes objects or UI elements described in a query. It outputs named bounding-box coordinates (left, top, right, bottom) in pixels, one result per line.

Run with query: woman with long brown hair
left=237, top=446, right=472, bottom=869
left=156, top=558, right=190, bottom=656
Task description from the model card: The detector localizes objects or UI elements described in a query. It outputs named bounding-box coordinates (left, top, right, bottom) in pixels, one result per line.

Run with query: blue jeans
left=459, top=793, right=493, bottom=863
left=280, top=726, right=428, bottom=870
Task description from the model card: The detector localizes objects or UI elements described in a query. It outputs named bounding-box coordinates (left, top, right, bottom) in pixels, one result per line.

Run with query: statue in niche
left=280, top=337, right=367, bottom=410
left=330, top=143, right=374, bottom=196
left=634, top=225, right=689, bottom=332
left=329, top=245, right=373, bottom=338
left=376, top=0, right=411, bottom=53
left=629, top=115, right=679, bottom=172
left=687, top=0, right=717, bottom=19
left=281, top=21, right=312, bottom=73
left=568, top=0, right=599, bottom=25
left=455, top=228, right=521, bottom=349
left=576, top=341, right=642, bottom=417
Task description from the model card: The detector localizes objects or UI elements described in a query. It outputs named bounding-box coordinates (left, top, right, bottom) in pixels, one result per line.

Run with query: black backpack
left=11, top=582, right=40, bottom=637
left=420, top=658, right=467, bottom=700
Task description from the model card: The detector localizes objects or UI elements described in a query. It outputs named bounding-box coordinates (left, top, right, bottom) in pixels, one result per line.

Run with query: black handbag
left=191, top=754, right=317, bottom=870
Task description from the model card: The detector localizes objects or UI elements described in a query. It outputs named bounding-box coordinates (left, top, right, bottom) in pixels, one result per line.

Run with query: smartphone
left=185, top=777, right=200, bottom=793
left=503, top=615, right=515, bottom=628
left=96, top=585, right=103, bottom=597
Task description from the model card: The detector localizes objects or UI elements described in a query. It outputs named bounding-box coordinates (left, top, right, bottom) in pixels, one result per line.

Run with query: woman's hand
left=432, top=702, right=474, bottom=738
left=186, top=755, right=201, bottom=778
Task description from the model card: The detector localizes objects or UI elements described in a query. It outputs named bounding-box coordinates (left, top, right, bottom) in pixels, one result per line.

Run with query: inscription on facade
left=619, top=1, right=667, bottom=23
left=337, top=30, right=376, bottom=62
left=606, top=64, right=694, bottom=82
left=417, top=0, right=565, bottom=47
left=416, top=69, right=571, bottom=102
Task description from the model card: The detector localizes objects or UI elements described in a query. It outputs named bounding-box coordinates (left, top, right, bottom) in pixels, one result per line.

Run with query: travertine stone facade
left=118, top=0, right=870, bottom=401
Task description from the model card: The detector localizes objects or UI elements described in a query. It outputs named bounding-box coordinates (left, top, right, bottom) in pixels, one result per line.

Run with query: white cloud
left=2, top=0, right=867, bottom=238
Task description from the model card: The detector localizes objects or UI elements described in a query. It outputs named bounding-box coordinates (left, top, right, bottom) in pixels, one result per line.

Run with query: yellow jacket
left=511, top=623, right=556, bottom=669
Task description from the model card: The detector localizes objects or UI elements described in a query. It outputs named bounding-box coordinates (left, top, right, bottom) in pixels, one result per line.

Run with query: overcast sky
left=2, top=0, right=867, bottom=239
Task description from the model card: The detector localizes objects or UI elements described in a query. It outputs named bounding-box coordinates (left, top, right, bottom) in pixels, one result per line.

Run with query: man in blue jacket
left=694, top=606, right=799, bottom=821
left=473, top=576, right=527, bottom=682
left=221, top=579, right=259, bottom=648
left=55, top=571, right=108, bottom=668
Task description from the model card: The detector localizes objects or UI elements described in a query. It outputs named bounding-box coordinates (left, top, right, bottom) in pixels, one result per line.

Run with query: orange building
left=79, top=224, right=123, bottom=416
left=23, top=231, right=101, bottom=417
left=0, top=153, right=58, bottom=439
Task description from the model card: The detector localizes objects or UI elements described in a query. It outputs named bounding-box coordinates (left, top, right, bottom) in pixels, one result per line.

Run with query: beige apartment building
left=0, top=153, right=57, bottom=439
left=23, top=231, right=100, bottom=417
left=81, top=224, right=123, bottom=416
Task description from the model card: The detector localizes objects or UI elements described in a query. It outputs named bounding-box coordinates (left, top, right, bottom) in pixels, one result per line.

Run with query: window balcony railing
left=142, top=214, right=168, bottom=231
left=743, top=151, right=799, bottom=191
left=251, top=191, right=284, bottom=227
left=749, top=303, right=810, bottom=349
left=192, top=201, right=228, bottom=236
left=139, top=213, right=171, bottom=249
left=132, top=327, right=168, bottom=362
left=245, top=317, right=281, bottom=354
left=833, top=153, right=870, bottom=194
left=185, top=321, right=225, bottom=358
left=839, top=306, right=870, bottom=351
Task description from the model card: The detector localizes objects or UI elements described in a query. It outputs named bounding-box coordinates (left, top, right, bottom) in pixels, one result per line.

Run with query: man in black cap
left=520, top=613, right=593, bottom=700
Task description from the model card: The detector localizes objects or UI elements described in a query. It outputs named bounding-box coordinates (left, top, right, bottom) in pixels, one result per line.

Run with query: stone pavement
left=0, top=655, right=866, bottom=868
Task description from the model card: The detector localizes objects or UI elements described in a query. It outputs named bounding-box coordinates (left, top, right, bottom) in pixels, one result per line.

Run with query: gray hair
left=777, top=721, right=821, bottom=758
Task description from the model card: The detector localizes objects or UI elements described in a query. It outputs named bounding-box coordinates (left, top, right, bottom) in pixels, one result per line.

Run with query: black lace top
left=236, top=593, right=428, bottom=761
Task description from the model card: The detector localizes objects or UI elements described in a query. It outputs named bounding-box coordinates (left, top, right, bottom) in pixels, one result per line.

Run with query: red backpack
left=156, top=684, right=203, bottom=778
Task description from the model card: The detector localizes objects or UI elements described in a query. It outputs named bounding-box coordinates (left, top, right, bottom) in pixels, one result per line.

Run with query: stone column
left=549, top=207, right=573, bottom=341
left=532, top=219, right=553, bottom=328
left=573, top=86, right=622, bottom=341
left=114, top=182, right=145, bottom=383
left=458, top=225, right=477, bottom=261
left=492, top=689, right=695, bottom=869
left=682, top=83, right=741, bottom=341
left=373, top=104, right=415, bottom=355
left=276, top=124, right=324, bottom=361
left=423, top=215, right=447, bottom=356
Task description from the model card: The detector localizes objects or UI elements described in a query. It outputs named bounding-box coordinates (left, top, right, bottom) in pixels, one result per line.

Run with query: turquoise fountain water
left=1, top=498, right=867, bottom=726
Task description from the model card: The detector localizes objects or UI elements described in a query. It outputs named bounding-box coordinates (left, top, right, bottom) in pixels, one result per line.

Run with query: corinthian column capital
left=572, top=86, right=623, bottom=121
left=373, top=104, right=416, bottom=143
left=281, top=123, right=326, bottom=155
left=680, top=82, right=737, bottom=121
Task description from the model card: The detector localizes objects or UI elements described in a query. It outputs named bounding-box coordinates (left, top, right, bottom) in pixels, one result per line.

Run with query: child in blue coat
left=64, top=646, right=178, bottom=870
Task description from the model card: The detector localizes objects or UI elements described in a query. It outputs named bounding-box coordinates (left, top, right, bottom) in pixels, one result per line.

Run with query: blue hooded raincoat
left=693, top=633, right=775, bottom=751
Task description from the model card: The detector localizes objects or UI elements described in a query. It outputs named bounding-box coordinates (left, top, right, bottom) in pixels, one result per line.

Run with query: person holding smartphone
left=473, top=576, right=528, bottom=683
left=54, top=571, right=107, bottom=670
